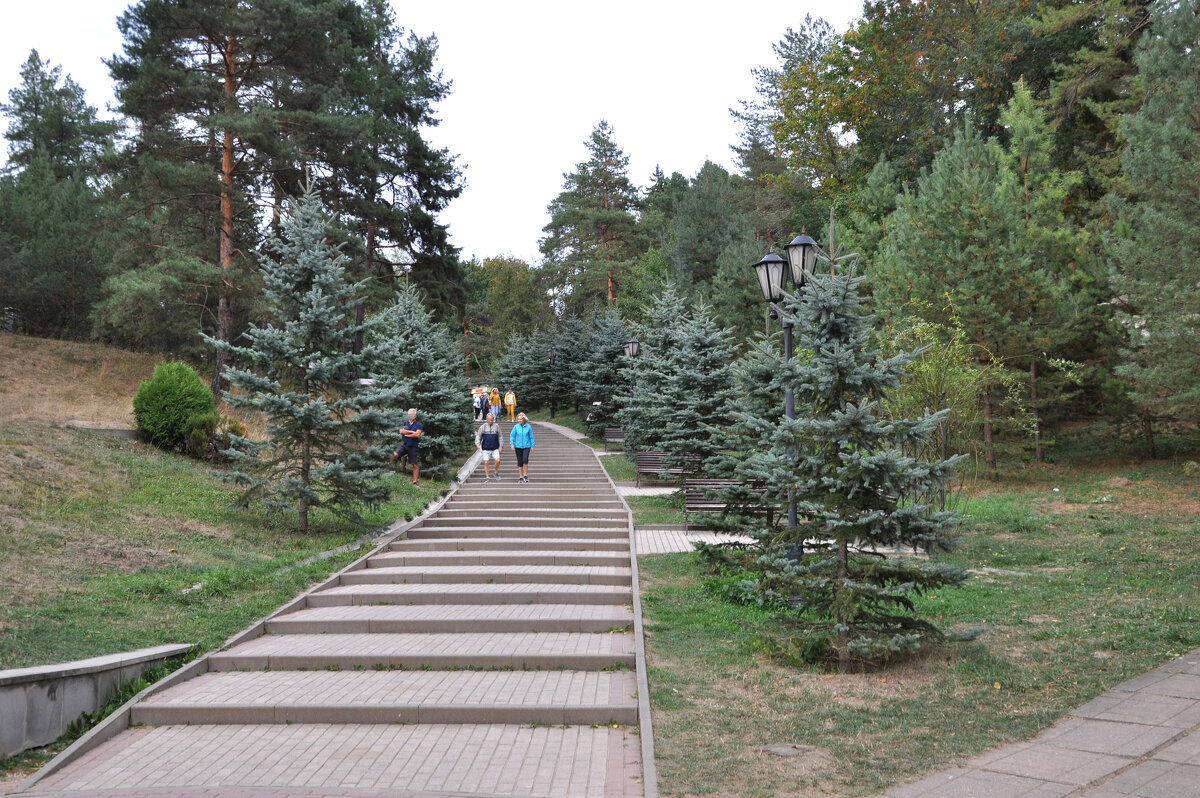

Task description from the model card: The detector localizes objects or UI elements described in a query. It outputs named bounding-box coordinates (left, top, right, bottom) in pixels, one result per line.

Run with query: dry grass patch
left=0, top=333, right=162, bottom=428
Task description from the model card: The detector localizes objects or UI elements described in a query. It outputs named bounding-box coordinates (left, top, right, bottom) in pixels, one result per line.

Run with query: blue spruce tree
left=733, top=268, right=968, bottom=670
left=209, top=190, right=403, bottom=534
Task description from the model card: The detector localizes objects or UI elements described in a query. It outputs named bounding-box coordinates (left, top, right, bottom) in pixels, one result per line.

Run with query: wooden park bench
left=635, top=451, right=703, bottom=487
left=604, top=427, right=626, bottom=451
left=683, top=478, right=776, bottom=532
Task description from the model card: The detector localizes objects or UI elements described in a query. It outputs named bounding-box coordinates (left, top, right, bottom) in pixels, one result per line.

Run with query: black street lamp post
left=750, top=235, right=819, bottom=536
left=624, top=337, right=640, bottom=399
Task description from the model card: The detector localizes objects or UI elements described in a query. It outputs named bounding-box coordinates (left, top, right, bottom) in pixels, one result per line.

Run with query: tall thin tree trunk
left=938, top=391, right=948, bottom=512
left=212, top=33, right=237, bottom=399
left=837, top=539, right=851, bottom=673
left=1031, top=360, right=1043, bottom=462
left=353, top=222, right=376, bottom=355
left=982, top=367, right=996, bottom=474
left=298, top=427, right=311, bottom=535
left=1143, top=413, right=1157, bottom=459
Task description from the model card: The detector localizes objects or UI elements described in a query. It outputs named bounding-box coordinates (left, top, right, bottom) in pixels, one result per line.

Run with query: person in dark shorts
left=508, top=412, right=535, bottom=483
left=390, top=408, right=423, bottom=484
left=475, top=411, right=503, bottom=481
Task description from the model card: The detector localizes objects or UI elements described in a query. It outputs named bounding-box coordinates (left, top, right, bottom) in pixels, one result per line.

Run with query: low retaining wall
left=0, top=643, right=191, bottom=759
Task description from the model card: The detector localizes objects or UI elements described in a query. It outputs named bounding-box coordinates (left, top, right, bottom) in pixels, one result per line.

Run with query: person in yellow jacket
left=488, top=387, right=502, bottom=421
left=504, top=388, right=517, bottom=421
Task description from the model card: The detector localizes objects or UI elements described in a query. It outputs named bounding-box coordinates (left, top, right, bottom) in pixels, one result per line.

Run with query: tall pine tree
left=0, top=51, right=115, bottom=338
left=540, top=121, right=646, bottom=315
left=109, top=0, right=461, bottom=387
left=875, top=124, right=1044, bottom=472
left=1109, top=0, right=1200, bottom=450
left=999, top=79, right=1086, bottom=461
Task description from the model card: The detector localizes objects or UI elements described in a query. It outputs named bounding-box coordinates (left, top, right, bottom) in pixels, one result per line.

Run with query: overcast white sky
left=1, top=0, right=862, bottom=265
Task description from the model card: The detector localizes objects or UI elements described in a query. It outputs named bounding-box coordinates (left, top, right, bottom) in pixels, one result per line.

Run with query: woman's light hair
left=517, top=412, right=528, bottom=421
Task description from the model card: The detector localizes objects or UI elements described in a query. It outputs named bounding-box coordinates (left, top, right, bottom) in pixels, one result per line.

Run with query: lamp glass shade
left=750, top=253, right=787, bottom=302
left=784, top=234, right=818, bottom=288
left=625, top=338, right=640, bottom=358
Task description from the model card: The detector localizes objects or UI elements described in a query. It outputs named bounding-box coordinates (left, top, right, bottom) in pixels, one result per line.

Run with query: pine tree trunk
left=837, top=538, right=850, bottom=673
left=1143, top=413, right=1157, bottom=459
left=299, top=426, right=312, bottom=535
left=212, top=34, right=238, bottom=399
left=354, top=223, right=376, bottom=355
left=1031, top=360, right=1043, bottom=463
left=982, top=357, right=996, bottom=474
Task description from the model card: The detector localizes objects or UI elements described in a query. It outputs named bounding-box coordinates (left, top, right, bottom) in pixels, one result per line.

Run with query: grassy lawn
left=0, top=421, right=444, bottom=669
left=627, top=494, right=685, bottom=526
left=641, top=456, right=1200, bottom=796
left=598, top=452, right=637, bottom=483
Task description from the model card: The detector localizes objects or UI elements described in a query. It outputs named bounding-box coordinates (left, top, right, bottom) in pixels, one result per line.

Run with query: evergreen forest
left=2, top=0, right=1199, bottom=469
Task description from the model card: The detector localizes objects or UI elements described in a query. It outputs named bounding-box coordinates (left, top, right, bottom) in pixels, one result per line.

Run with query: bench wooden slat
left=634, top=451, right=703, bottom=486
left=682, top=478, right=774, bottom=532
left=603, top=427, right=625, bottom=452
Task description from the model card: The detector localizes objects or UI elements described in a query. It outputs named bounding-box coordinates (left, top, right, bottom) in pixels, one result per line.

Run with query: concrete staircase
left=24, top=423, right=647, bottom=798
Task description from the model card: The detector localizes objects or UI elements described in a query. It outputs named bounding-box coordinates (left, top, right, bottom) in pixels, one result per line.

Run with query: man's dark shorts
left=396, top=446, right=420, bottom=467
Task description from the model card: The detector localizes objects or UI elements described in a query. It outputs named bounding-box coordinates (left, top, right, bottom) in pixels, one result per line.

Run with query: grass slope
left=0, top=333, right=445, bottom=670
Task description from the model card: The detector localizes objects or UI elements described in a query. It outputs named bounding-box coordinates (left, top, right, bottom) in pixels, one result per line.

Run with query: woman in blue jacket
left=508, top=412, right=535, bottom=483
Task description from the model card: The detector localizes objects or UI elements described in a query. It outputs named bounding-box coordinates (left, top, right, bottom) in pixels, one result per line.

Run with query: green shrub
left=186, top=413, right=249, bottom=462
left=132, top=362, right=216, bottom=452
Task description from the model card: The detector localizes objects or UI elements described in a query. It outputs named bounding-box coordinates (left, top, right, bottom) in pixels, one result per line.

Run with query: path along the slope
left=18, top=422, right=651, bottom=798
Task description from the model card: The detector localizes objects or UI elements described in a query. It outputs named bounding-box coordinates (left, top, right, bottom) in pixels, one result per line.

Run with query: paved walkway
left=881, top=648, right=1200, bottom=797
left=18, top=423, right=650, bottom=798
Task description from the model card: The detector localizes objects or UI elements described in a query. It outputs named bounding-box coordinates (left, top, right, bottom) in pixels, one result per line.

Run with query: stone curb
left=0, top=645, right=192, bottom=689
left=582, top=436, right=660, bottom=798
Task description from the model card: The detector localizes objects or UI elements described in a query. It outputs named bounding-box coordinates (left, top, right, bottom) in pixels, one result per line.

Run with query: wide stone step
left=339, top=564, right=632, bottom=586
left=367, top=549, right=630, bottom=568
left=405, top=525, right=628, bottom=540
left=307, top=582, right=633, bottom=607
left=131, top=669, right=639, bottom=726
left=390, top=536, right=629, bottom=552
left=418, top=515, right=626, bottom=529
left=267, top=604, right=633, bottom=634
left=207, top=632, right=636, bottom=671
left=436, top=507, right=626, bottom=518
left=449, top=492, right=620, bottom=502
left=465, top=470, right=604, bottom=475
left=453, top=485, right=617, bottom=496
left=28, top=723, right=643, bottom=798
left=443, top=499, right=627, bottom=510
